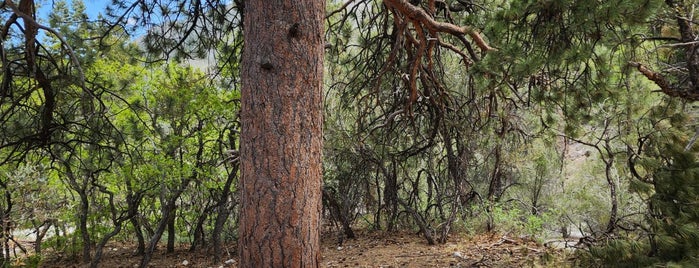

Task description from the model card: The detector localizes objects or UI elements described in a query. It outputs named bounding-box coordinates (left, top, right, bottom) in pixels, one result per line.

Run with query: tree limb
left=383, top=0, right=496, bottom=52
left=629, top=61, right=699, bottom=101
left=4, top=0, right=87, bottom=87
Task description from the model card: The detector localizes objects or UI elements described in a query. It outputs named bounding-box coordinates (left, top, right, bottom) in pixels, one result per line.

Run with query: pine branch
left=629, top=61, right=699, bottom=101
left=383, top=0, right=496, bottom=51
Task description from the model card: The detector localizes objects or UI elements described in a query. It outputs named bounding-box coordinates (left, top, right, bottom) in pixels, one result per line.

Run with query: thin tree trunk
left=1, top=191, right=11, bottom=265
left=212, top=166, right=237, bottom=262
left=140, top=179, right=194, bottom=267
left=373, top=174, right=382, bottom=230
left=32, top=219, right=53, bottom=254
left=384, top=160, right=399, bottom=232
left=140, top=121, right=203, bottom=267
left=62, top=162, right=92, bottom=263
left=212, top=207, right=230, bottom=262
left=238, top=0, right=325, bottom=266
left=604, top=140, right=618, bottom=234
left=189, top=212, right=207, bottom=251
left=130, top=217, right=145, bottom=255
left=126, top=182, right=145, bottom=256
left=605, top=163, right=618, bottom=233
left=77, top=190, right=91, bottom=263
left=322, top=188, right=356, bottom=240
left=487, top=144, right=503, bottom=202
left=440, top=129, right=465, bottom=244
left=89, top=216, right=126, bottom=268
left=127, top=194, right=145, bottom=256
left=139, top=204, right=173, bottom=268
left=166, top=210, right=176, bottom=253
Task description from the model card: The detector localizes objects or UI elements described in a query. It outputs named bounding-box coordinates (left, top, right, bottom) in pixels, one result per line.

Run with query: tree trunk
left=139, top=204, right=172, bottom=268
left=77, top=188, right=91, bottom=263
left=238, top=0, right=325, bottom=266
left=212, top=206, right=231, bottom=262
left=603, top=140, right=618, bottom=234
left=166, top=210, right=176, bottom=253
left=439, top=128, right=465, bottom=244
left=1, top=190, right=12, bottom=265
left=130, top=217, right=145, bottom=255
left=127, top=193, right=145, bottom=256
left=189, top=212, right=207, bottom=251
left=212, top=166, right=238, bottom=262
left=605, top=162, right=618, bottom=233
left=487, top=144, right=503, bottom=202
left=383, top=160, right=398, bottom=231
left=32, top=219, right=53, bottom=254
left=90, top=220, right=123, bottom=268
left=322, top=187, right=356, bottom=240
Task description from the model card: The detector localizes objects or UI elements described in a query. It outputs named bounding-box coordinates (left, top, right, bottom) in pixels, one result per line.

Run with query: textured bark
left=238, top=0, right=324, bottom=267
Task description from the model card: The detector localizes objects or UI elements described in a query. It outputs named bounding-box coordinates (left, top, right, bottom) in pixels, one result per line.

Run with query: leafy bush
left=463, top=202, right=553, bottom=240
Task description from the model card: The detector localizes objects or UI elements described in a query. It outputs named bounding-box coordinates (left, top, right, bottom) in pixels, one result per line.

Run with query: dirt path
left=38, top=230, right=568, bottom=267
left=322, top=231, right=566, bottom=267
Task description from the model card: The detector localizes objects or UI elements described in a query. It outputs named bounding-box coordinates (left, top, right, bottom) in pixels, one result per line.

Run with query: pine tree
left=648, top=145, right=699, bottom=264
left=585, top=144, right=699, bottom=267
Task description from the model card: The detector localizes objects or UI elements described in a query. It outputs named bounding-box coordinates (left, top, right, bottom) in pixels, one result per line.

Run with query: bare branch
left=383, top=0, right=496, bottom=51
left=629, top=61, right=699, bottom=101
left=4, top=0, right=86, bottom=88
left=326, top=0, right=357, bottom=19
left=658, top=40, right=699, bottom=48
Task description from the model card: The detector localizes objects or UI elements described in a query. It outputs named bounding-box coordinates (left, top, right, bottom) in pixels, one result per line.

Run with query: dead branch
left=629, top=61, right=699, bottom=101
left=383, top=0, right=496, bottom=51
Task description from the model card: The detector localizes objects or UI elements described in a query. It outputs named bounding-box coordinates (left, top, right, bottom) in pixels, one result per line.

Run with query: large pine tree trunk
left=238, top=0, right=325, bottom=267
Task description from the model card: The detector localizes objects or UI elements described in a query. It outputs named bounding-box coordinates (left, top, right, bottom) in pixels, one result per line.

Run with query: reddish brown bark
left=383, top=0, right=495, bottom=51
left=238, top=0, right=324, bottom=267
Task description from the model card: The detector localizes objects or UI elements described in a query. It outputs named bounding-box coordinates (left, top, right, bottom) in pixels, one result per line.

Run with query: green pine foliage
left=650, top=146, right=699, bottom=264
left=583, top=144, right=699, bottom=267
left=583, top=239, right=655, bottom=268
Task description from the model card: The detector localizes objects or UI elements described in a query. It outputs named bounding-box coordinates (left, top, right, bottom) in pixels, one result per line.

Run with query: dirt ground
left=37, top=230, right=568, bottom=267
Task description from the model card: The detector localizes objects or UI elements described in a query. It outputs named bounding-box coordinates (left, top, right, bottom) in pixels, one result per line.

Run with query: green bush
left=463, top=202, right=553, bottom=240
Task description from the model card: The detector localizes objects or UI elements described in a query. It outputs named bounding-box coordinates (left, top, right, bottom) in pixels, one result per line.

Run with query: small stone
left=224, top=259, right=236, bottom=264
left=337, top=246, right=343, bottom=250
left=182, top=260, right=189, bottom=266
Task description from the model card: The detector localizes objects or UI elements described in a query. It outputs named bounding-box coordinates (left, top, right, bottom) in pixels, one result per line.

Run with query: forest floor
left=37, top=229, right=571, bottom=267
